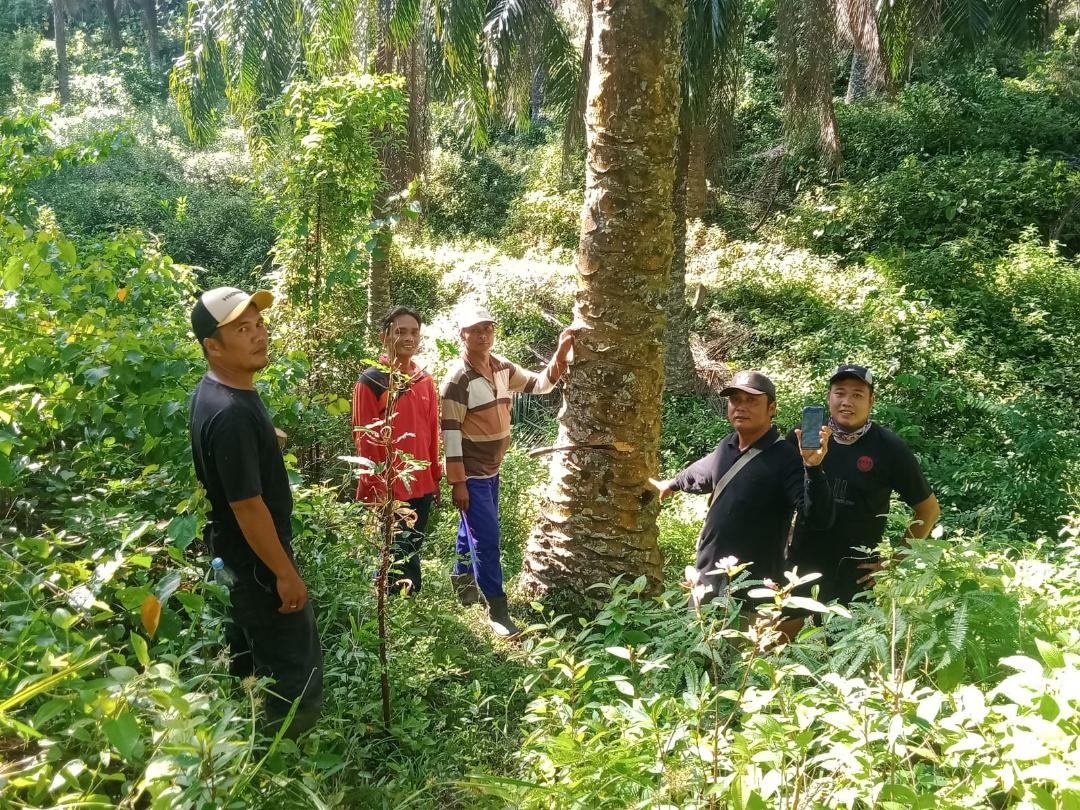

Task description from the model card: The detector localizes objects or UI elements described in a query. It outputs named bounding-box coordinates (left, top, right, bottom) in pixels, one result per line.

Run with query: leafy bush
left=31, top=140, right=276, bottom=290
left=787, top=151, right=1080, bottom=254
left=424, top=146, right=524, bottom=239
left=837, top=66, right=1080, bottom=182
left=468, top=529, right=1080, bottom=809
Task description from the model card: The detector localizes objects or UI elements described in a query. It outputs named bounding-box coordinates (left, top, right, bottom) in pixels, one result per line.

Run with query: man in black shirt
left=189, top=286, right=322, bottom=735
left=788, top=364, right=940, bottom=607
left=650, top=370, right=834, bottom=606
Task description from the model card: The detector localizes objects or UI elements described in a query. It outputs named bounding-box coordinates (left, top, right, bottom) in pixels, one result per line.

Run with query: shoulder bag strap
left=707, top=435, right=785, bottom=507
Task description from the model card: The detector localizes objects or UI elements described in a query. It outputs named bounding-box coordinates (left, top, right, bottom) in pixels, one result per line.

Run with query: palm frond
left=171, top=0, right=229, bottom=145
left=941, top=0, right=993, bottom=47
left=777, top=0, right=840, bottom=163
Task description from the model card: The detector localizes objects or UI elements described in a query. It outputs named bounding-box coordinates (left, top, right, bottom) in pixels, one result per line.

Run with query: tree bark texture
left=53, top=0, right=69, bottom=105
left=520, top=0, right=684, bottom=599
left=842, top=0, right=884, bottom=101
left=138, top=0, right=160, bottom=68
left=367, top=33, right=423, bottom=338
left=101, top=0, right=123, bottom=49
left=845, top=49, right=867, bottom=101
left=686, top=123, right=707, bottom=218
left=664, top=109, right=695, bottom=393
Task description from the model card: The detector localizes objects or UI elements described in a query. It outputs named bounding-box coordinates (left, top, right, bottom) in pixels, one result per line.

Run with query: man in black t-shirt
left=189, top=287, right=322, bottom=735
left=789, top=364, right=941, bottom=607
left=650, top=370, right=834, bottom=609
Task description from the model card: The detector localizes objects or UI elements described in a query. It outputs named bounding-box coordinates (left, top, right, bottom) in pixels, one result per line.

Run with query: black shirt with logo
left=672, top=426, right=834, bottom=591
left=189, top=375, right=293, bottom=578
left=788, top=423, right=932, bottom=603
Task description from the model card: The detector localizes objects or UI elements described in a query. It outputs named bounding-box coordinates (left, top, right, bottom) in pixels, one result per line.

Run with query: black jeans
left=383, top=493, right=434, bottom=593
left=222, top=562, right=324, bottom=736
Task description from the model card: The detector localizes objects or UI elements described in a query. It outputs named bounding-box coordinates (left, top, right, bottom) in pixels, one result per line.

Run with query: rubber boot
left=486, top=596, right=521, bottom=639
left=451, top=573, right=480, bottom=606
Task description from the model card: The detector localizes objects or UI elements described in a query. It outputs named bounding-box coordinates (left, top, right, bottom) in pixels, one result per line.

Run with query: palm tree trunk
left=520, top=0, right=684, bottom=600
left=560, top=0, right=591, bottom=180
left=844, top=0, right=884, bottom=101
left=686, top=123, right=707, bottom=218
left=101, top=0, right=123, bottom=49
left=53, top=0, right=69, bottom=106
left=368, top=34, right=405, bottom=338
left=819, top=94, right=842, bottom=172
left=664, top=108, right=695, bottom=393
left=845, top=49, right=867, bottom=101
left=138, top=0, right=160, bottom=69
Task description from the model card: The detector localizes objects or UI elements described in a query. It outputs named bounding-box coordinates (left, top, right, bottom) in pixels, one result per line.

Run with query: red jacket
left=352, top=358, right=442, bottom=503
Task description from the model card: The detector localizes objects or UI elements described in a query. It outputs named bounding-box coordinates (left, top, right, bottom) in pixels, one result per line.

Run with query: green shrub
left=31, top=141, right=275, bottom=289
left=787, top=151, right=1080, bottom=254
left=423, top=146, right=524, bottom=239
left=469, top=530, right=1080, bottom=809
left=837, top=67, right=1080, bottom=182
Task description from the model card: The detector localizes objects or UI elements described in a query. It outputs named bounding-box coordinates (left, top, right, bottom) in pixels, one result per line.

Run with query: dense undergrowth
left=2, top=20, right=1080, bottom=810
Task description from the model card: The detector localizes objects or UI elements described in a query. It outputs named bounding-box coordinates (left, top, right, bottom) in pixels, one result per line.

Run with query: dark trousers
left=223, top=565, right=324, bottom=736
left=453, top=475, right=504, bottom=598
left=385, top=493, right=434, bottom=593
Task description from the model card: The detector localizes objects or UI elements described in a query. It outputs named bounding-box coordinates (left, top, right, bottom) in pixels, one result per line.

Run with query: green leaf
left=155, top=571, right=182, bottom=603
left=130, top=632, right=150, bottom=669
left=102, top=710, right=142, bottom=760
left=2, top=256, right=22, bottom=290
left=166, top=515, right=198, bottom=550
left=83, top=366, right=111, bottom=385
left=58, top=239, right=77, bottom=265
left=1034, top=637, right=1064, bottom=670
left=785, top=596, right=830, bottom=614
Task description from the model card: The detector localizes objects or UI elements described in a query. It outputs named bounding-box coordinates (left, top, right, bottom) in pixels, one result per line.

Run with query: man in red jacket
left=352, top=306, right=442, bottom=595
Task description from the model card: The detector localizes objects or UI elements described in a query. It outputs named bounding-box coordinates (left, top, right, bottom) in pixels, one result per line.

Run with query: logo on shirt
left=857, top=455, right=874, bottom=473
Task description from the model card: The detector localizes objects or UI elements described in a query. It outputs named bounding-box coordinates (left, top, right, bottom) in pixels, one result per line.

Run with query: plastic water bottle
left=210, top=557, right=237, bottom=588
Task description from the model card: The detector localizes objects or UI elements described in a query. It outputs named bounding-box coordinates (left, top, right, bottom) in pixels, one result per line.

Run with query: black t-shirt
left=673, top=426, right=834, bottom=586
left=789, top=423, right=932, bottom=566
left=189, top=375, right=293, bottom=575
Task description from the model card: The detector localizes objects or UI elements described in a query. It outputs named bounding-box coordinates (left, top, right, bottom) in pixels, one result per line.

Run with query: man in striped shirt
left=441, top=304, right=574, bottom=637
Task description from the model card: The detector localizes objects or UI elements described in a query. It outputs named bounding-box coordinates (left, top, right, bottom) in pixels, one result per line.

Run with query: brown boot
left=486, top=596, right=521, bottom=639
left=451, top=573, right=480, bottom=606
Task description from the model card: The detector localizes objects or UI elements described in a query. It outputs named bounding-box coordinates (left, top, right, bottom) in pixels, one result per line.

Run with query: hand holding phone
left=800, top=405, right=826, bottom=449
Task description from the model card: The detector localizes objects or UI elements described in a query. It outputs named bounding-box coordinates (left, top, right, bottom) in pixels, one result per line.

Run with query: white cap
left=192, top=287, right=274, bottom=340
left=456, top=303, right=496, bottom=331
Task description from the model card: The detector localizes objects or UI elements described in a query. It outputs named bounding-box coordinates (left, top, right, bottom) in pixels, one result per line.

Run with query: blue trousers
left=453, top=475, right=505, bottom=598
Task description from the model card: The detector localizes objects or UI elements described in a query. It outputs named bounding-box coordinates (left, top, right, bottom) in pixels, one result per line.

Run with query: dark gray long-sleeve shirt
left=673, top=426, right=834, bottom=593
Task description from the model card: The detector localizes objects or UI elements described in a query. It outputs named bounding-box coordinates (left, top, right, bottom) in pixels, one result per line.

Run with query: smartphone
left=800, top=405, right=826, bottom=449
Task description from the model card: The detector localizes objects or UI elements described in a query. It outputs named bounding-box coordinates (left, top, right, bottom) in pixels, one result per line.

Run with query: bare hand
left=796, top=425, right=832, bottom=467
left=452, top=482, right=470, bottom=512
left=433, top=487, right=442, bottom=507
left=648, top=477, right=675, bottom=502
left=552, top=327, right=576, bottom=375
left=276, top=569, right=309, bottom=614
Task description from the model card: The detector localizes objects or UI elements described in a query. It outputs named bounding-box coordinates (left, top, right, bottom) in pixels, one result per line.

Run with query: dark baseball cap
left=829, top=364, right=874, bottom=391
left=719, top=370, right=776, bottom=399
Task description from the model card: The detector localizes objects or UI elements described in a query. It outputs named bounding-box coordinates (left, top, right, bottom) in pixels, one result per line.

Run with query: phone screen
left=801, top=406, right=826, bottom=449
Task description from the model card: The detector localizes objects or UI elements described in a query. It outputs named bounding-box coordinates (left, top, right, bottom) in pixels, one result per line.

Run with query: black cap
left=719, top=370, right=777, bottom=399
left=829, top=364, right=874, bottom=391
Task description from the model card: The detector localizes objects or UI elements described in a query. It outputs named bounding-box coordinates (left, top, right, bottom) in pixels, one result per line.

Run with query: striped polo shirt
left=440, top=354, right=556, bottom=483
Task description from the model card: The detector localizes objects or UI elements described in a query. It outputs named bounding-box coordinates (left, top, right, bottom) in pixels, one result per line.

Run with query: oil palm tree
left=665, top=0, right=743, bottom=391
left=172, top=0, right=577, bottom=333
left=519, top=0, right=684, bottom=599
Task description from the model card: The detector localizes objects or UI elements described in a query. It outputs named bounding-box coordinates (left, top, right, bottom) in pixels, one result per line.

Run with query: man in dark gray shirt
left=651, top=370, right=834, bottom=607
left=189, top=286, right=322, bottom=735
